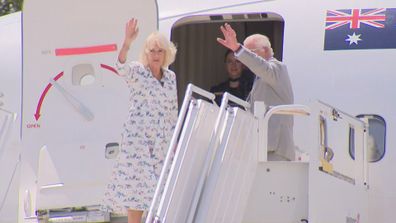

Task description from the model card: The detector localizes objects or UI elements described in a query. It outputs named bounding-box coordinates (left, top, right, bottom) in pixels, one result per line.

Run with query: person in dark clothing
left=210, top=49, right=254, bottom=106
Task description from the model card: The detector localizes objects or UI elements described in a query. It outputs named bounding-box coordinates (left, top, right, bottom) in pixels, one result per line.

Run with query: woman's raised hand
left=118, top=18, right=139, bottom=63
left=123, top=18, right=139, bottom=48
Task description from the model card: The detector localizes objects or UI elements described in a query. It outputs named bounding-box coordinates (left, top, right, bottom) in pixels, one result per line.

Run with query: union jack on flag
left=324, top=8, right=396, bottom=50
left=325, top=8, right=386, bottom=30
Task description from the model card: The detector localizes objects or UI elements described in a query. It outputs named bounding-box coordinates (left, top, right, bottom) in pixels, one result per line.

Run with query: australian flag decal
left=324, top=8, right=396, bottom=50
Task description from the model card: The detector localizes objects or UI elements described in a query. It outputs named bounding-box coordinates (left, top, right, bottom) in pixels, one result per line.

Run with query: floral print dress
left=103, top=61, right=178, bottom=214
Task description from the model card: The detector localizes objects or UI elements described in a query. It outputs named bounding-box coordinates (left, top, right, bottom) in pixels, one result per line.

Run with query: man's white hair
left=244, top=34, right=274, bottom=57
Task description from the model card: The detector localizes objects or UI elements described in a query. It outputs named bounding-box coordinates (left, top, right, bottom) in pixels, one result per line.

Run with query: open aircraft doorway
left=169, top=12, right=285, bottom=104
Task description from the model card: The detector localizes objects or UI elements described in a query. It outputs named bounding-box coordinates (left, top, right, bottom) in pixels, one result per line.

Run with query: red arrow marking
left=55, top=44, right=117, bottom=56
left=100, top=64, right=119, bottom=75
left=34, top=64, right=119, bottom=121
left=34, top=72, right=64, bottom=121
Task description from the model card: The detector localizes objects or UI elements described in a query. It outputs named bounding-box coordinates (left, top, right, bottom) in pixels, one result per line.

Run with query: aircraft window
left=349, top=115, right=386, bottom=162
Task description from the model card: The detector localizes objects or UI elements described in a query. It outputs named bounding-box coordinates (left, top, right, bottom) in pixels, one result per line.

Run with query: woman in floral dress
left=103, top=18, right=178, bottom=223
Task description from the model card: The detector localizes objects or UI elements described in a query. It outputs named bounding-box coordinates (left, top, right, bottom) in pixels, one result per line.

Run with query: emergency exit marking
left=26, top=123, right=41, bottom=129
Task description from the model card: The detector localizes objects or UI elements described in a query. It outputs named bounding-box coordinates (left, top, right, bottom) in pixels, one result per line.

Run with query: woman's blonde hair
left=139, top=32, right=177, bottom=68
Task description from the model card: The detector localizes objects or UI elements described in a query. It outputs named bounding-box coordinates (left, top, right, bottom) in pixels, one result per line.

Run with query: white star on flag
left=345, top=32, right=362, bottom=45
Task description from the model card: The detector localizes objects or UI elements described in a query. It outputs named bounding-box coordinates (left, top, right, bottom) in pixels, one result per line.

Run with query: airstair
left=145, top=84, right=370, bottom=223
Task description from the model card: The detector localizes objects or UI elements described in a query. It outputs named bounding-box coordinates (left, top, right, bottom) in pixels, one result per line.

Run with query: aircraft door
left=309, top=101, right=369, bottom=223
left=20, top=0, right=158, bottom=219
